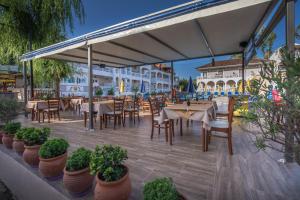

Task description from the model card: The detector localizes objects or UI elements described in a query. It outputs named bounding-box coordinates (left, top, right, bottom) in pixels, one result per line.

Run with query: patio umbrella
left=186, top=76, right=195, bottom=94
left=119, top=80, right=125, bottom=93
left=140, top=80, right=146, bottom=93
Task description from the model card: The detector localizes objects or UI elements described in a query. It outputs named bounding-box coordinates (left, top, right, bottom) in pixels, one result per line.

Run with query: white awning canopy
left=21, top=0, right=277, bottom=67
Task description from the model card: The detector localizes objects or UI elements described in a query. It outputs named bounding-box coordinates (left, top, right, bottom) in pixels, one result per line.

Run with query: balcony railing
left=199, top=74, right=240, bottom=79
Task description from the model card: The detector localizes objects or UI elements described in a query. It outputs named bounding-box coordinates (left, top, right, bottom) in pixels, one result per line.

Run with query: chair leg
left=105, top=115, right=108, bottom=128
left=100, top=116, right=103, bottom=130
left=202, top=128, right=206, bottom=152
left=151, top=123, right=154, bottom=139
left=169, top=122, right=173, bottom=145
left=42, top=112, right=45, bottom=123
left=228, top=130, right=233, bottom=155
left=133, top=112, right=136, bottom=124
left=84, top=112, right=87, bottom=127
left=48, top=112, right=50, bottom=123
left=158, top=125, right=161, bottom=135
left=57, top=111, right=60, bottom=121
left=114, top=116, right=116, bottom=129
left=122, top=115, right=125, bottom=127
left=165, top=123, right=168, bottom=143
left=180, top=118, right=183, bottom=136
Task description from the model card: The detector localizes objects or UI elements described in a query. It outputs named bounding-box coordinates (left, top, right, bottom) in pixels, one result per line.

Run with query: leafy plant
left=23, top=127, right=50, bottom=146
left=143, top=177, right=179, bottom=200
left=242, top=50, right=300, bottom=163
left=95, top=87, right=103, bottom=96
left=4, top=122, right=21, bottom=135
left=15, top=127, right=31, bottom=140
left=0, top=97, right=20, bottom=123
left=66, top=147, right=92, bottom=172
left=90, top=145, right=128, bottom=182
left=39, top=138, right=69, bottom=159
left=107, top=87, right=115, bottom=96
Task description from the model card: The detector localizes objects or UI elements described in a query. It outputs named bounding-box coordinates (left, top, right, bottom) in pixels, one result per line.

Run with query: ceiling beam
left=143, top=32, right=189, bottom=59
left=108, top=41, right=165, bottom=62
left=58, top=53, right=126, bottom=66
left=77, top=47, right=144, bottom=64
left=194, top=20, right=214, bottom=57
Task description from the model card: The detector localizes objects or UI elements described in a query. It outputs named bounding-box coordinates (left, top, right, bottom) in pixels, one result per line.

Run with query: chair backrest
left=48, top=100, right=60, bottom=110
left=149, top=98, right=160, bottom=120
left=228, top=97, right=235, bottom=126
left=113, top=97, right=125, bottom=114
left=208, top=94, right=213, bottom=101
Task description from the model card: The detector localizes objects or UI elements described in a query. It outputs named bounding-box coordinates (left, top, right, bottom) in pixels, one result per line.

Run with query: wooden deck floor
left=17, top=112, right=300, bottom=200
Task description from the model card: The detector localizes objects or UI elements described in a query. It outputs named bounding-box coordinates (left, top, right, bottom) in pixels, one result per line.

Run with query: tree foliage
left=0, top=0, right=85, bottom=64
left=242, top=50, right=300, bottom=164
left=260, top=31, right=277, bottom=59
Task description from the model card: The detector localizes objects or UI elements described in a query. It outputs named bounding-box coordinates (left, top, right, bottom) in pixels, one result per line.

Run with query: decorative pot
left=13, top=139, right=25, bottom=155
left=0, top=132, right=3, bottom=144
left=39, top=152, right=67, bottom=178
left=63, top=167, right=94, bottom=196
left=23, top=145, right=41, bottom=167
left=2, top=134, right=14, bottom=149
left=94, top=165, right=131, bottom=200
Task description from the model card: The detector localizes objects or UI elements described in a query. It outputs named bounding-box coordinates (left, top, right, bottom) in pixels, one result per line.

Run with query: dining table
left=158, top=101, right=217, bottom=148
left=26, top=100, right=64, bottom=122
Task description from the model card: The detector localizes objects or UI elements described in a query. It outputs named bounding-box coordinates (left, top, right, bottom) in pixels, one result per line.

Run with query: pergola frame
left=21, top=0, right=295, bottom=130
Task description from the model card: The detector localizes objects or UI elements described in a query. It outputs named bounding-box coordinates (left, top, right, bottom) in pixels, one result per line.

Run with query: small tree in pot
left=2, top=122, right=21, bottom=149
left=143, top=177, right=185, bottom=200
left=23, top=127, right=50, bottom=167
left=90, top=144, right=131, bottom=200
left=13, top=128, right=28, bottom=155
left=39, top=138, right=69, bottom=179
left=63, top=147, right=94, bottom=196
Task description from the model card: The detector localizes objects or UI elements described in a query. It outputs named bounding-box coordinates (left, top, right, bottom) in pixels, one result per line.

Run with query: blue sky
left=69, top=0, right=300, bottom=79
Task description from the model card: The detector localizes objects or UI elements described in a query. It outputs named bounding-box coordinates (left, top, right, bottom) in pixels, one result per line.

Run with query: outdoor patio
left=13, top=109, right=300, bottom=200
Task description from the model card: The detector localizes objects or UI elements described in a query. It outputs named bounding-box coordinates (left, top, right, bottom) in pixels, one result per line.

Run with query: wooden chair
left=205, top=97, right=235, bottom=154
left=123, top=97, right=140, bottom=124
left=43, top=100, right=60, bottom=123
left=216, top=97, right=231, bottom=119
left=104, top=97, right=125, bottom=129
left=149, top=98, right=173, bottom=145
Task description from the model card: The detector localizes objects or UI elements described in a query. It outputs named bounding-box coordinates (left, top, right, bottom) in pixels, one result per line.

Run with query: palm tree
left=261, top=31, right=277, bottom=59
left=296, top=24, right=300, bottom=40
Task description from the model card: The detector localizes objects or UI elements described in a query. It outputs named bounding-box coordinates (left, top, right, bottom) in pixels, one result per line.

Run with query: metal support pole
left=171, top=61, right=174, bottom=100
left=242, top=52, right=245, bottom=94
left=30, top=60, right=34, bottom=99
left=286, top=0, right=295, bottom=56
left=23, top=61, right=28, bottom=118
left=88, top=45, right=94, bottom=130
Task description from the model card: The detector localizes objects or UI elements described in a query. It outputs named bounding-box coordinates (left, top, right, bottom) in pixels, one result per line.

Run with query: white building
left=60, top=64, right=178, bottom=96
left=196, top=59, right=263, bottom=93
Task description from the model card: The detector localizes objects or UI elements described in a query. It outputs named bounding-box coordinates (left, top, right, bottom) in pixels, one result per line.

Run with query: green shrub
left=90, top=145, right=128, bottom=182
left=4, top=122, right=21, bottom=135
left=95, top=87, right=103, bottom=96
left=39, top=138, right=69, bottom=159
left=0, top=97, right=20, bottom=123
left=143, top=177, right=179, bottom=200
left=15, top=127, right=30, bottom=140
left=23, top=127, right=50, bottom=146
left=107, top=87, right=114, bottom=96
left=66, top=147, right=92, bottom=172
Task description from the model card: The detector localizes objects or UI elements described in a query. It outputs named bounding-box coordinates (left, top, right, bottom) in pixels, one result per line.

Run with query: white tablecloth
left=26, top=100, right=64, bottom=110
left=158, top=103, right=215, bottom=129
left=81, top=101, right=114, bottom=117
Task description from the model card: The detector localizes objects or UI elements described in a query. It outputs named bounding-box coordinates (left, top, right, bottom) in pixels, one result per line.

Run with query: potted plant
left=107, top=87, right=115, bottom=96
left=39, top=138, right=69, bottom=178
left=143, top=177, right=185, bottom=200
left=23, top=127, right=50, bottom=167
left=2, top=122, right=21, bottom=149
left=90, top=145, right=131, bottom=200
left=13, top=128, right=27, bottom=155
left=63, top=147, right=94, bottom=196
left=95, top=87, right=103, bottom=97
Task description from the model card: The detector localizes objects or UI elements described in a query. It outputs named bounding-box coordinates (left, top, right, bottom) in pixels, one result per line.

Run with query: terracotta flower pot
left=63, top=167, right=94, bottom=196
left=2, top=134, right=14, bottom=149
left=13, top=139, right=25, bottom=155
left=94, top=165, right=131, bottom=200
left=0, top=132, right=3, bottom=144
left=23, top=145, right=41, bottom=167
left=39, top=152, right=67, bottom=178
